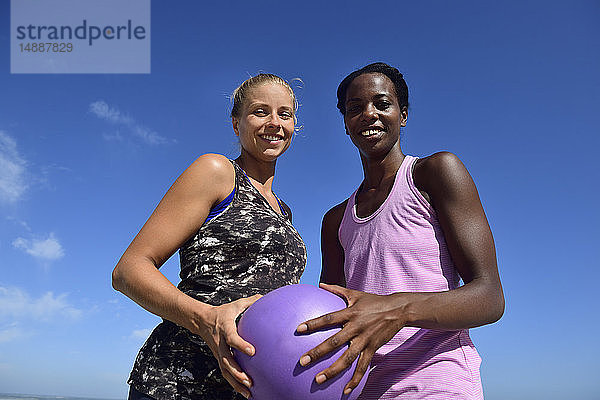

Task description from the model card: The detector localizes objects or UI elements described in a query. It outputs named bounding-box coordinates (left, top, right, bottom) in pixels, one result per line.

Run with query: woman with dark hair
left=112, top=73, right=306, bottom=400
left=297, top=63, right=504, bottom=399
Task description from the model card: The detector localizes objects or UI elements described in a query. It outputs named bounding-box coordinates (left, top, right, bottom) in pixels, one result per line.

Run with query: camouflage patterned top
left=128, top=160, right=306, bottom=400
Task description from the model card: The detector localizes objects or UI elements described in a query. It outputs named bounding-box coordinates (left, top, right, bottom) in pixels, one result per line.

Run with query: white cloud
left=0, top=286, right=83, bottom=322
left=89, top=100, right=133, bottom=124
left=0, top=287, right=83, bottom=343
left=132, top=125, right=168, bottom=145
left=0, top=323, right=30, bottom=343
left=0, top=130, right=28, bottom=203
left=89, top=100, right=169, bottom=145
left=12, top=232, right=65, bottom=261
left=5, top=216, right=32, bottom=232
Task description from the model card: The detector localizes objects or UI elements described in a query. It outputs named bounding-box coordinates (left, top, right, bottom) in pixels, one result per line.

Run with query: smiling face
left=344, top=73, right=407, bottom=159
left=232, top=82, right=296, bottom=163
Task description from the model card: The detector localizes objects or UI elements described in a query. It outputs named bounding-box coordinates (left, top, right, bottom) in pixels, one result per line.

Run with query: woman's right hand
left=193, top=294, right=262, bottom=399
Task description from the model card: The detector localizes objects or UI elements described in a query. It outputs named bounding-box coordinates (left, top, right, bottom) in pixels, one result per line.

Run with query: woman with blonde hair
left=113, top=73, right=306, bottom=400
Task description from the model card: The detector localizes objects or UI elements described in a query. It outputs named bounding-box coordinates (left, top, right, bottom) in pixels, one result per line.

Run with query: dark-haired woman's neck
left=360, top=147, right=405, bottom=190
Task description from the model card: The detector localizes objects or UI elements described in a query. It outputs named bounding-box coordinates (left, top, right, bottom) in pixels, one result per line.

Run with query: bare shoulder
left=413, top=152, right=471, bottom=195
left=189, top=153, right=234, bottom=180
left=175, top=153, right=235, bottom=204
left=414, top=151, right=466, bottom=177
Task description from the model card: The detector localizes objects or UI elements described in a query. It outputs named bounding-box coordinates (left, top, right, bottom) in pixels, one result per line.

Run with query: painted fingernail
left=344, top=387, right=353, bottom=395
left=316, top=374, right=326, bottom=384
left=296, top=323, right=307, bottom=333
left=243, top=379, right=251, bottom=388
left=246, top=347, right=254, bottom=356
left=299, top=355, right=311, bottom=366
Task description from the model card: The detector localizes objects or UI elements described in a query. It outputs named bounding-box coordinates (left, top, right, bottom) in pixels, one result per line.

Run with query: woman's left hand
left=296, top=283, right=410, bottom=396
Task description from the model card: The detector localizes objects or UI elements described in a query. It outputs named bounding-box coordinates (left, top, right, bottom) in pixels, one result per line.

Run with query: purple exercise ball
left=233, top=284, right=369, bottom=400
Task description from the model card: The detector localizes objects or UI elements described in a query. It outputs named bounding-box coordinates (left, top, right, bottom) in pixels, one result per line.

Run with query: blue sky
left=1, top=1, right=599, bottom=399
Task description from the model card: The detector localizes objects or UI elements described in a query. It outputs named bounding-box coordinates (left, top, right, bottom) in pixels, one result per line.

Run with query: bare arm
left=298, top=152, right=504, bottom=394
left=319, top=201, right=348, bottom=287
left=403, top=151, right=504, bottom=328
left=111, top=153, right=257, bottom=398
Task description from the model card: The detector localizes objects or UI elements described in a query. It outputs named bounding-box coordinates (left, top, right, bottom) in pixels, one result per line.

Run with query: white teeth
left=261, top=135, right=281, bottom=141
left=361, top=129, right=382, bottom=137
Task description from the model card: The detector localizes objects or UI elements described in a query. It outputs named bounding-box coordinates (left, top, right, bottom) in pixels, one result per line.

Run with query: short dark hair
left=336, top=62, right=409, bottom=115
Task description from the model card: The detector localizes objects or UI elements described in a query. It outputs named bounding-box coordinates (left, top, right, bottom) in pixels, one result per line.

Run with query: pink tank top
left=339, top=155, right=483, bottom=399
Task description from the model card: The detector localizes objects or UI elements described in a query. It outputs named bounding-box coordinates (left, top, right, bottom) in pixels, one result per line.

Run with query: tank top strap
left=343, top=155, right=414, bottom=225
left=231, top=159, right=249, bottom=190
left=202, top=160, right=248, bottom=226
left=231, top=159, right=289, bottom=219
left=400, top=154, right=416, bottom=180
left=402, top=155, right=437, bottom=215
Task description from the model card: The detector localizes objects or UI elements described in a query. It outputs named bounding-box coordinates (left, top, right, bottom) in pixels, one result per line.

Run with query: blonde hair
left=230, top=73, right=298, bottom=119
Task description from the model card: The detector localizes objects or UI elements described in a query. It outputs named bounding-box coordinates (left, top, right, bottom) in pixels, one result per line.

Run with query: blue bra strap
left=204, top=188, right=235, bottom=223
